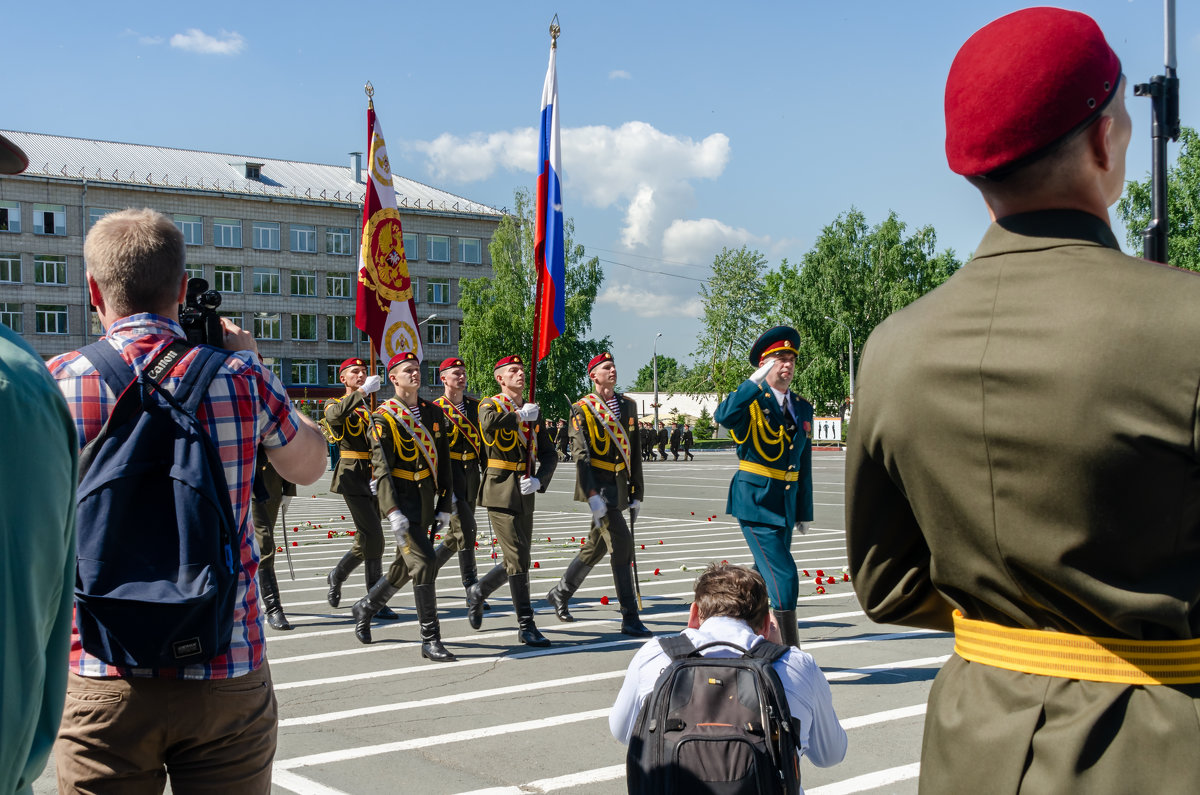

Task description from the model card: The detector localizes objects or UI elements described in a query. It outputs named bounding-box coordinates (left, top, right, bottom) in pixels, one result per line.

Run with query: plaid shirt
left=48, top=314, right=300, bottom=680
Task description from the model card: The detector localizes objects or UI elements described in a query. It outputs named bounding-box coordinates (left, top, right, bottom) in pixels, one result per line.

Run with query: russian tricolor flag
left=534, top=42, right=565, bottom=361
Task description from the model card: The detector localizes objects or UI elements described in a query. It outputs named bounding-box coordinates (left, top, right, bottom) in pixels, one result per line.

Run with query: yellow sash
left=576, top=393, right=632, bottom=473
left=435, top=396, right=481, bottom=457
left=379, top=398, right=439, bottom=490
left=484, top=393, right=531, bottom=450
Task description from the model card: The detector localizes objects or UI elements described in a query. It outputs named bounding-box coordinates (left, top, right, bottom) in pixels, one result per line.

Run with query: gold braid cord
left=580, top=407, right=611, bottom=456
left=728, top=401, right=788, bottom=462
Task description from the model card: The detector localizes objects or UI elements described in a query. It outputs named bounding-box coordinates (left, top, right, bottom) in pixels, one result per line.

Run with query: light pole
left=824, top=316, right=855, bottom=400
left=418, top=312, right=438, bottom=326
left=652, top=332, right=663, bottom=429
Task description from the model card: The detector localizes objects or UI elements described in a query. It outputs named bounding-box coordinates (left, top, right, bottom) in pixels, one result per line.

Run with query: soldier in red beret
left=846, top=8, right=1200, bottom=793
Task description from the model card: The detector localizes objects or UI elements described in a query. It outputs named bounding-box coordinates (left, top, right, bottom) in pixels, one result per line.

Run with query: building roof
left=0, top=129, right=503, bottom=217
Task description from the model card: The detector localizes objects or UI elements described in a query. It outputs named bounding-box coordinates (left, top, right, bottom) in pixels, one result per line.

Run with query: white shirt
left=609, top=616, right=848, bottom=776
left=770, top=384, right=791, bottom=416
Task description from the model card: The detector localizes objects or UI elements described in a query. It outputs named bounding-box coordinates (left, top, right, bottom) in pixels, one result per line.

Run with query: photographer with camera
left=48, top=208, right=326, bottom=792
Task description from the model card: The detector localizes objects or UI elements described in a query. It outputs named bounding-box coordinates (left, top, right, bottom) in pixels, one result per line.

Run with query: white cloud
left=170, top=29, right=246, bottom=56
left=609, top=69, right=631, bottom=80
left=598, top=282, right=704, bottom=319
left=410, top=129, right=535, bottom=182
left=661, top=218, right=772, bottom=264
left=139, top=35, right=164, bottom=45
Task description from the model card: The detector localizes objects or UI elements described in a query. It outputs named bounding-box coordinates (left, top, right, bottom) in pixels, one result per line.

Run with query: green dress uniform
left=251, top=450, right=296, bottom=630
left=350, top=396, right=454, bottom=659
left=467, top=392, right=558, bottom=645
left=846, top=210, right=1200, bottom=794
left=434, top=395, right=485, bottom=595
left=545, top=391, right=651, bottom=636
left=323, top=390, right=389, bottom=610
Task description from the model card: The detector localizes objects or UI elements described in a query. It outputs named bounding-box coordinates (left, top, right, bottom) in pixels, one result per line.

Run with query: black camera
left=180, top=277, right=224, bottom=348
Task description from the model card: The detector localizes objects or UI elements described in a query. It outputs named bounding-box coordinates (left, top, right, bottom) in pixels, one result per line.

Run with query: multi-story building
left=0, top=130, right=503, bottom=403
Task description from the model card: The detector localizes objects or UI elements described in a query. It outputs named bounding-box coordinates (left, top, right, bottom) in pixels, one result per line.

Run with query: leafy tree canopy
left=1116, top=126, right=1200, bottom=271
left=630, top=355, right=688, bottom=392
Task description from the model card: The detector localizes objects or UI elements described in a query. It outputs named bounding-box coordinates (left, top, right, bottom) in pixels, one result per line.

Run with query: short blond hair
left=85, top=208, right=185, bottom=317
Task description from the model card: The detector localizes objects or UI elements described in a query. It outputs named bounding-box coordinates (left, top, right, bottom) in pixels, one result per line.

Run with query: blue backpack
left=75, top=340, right=240, bottom=668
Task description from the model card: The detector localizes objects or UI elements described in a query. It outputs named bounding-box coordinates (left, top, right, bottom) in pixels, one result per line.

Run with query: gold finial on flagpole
left=549, top=14, right=560, bottom=49
left=364, top=81, right=374, bottom=109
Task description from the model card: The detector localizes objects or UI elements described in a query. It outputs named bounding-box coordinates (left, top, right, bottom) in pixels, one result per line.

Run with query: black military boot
left=326, top=551, right=360, bottom=608
left=433, top=543, right=455, bottom=573
left=365, top=558, right=400, bottom=621
left=351, top=578, right=400, bottom=644
left=467, top=564, right=508, bottom=630
left=510, top=572, right=550, bottom=647
left=773, top=609, right=800, bottom=648
left=613, top=563, right=653, bottom=638
left=413, top=583, right=457, bottom=663
left=546, top=557, right=594, bottom=622
left=258, top=565, right=293, bottom=631
left=459, top=549, right=490, bottom=611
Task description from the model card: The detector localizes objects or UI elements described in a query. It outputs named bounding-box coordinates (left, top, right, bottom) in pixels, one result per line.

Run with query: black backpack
left=74, top=339, right=240, bottom=668
left=627, top=636, right=801, bottom=795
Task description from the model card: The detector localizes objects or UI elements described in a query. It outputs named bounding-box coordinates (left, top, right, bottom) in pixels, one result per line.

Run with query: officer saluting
left=546, top=352, right=652, bottom=637
left=846, top=8, right=1200, bottom=793
left=714, top=326, right=813, bottom=648
left=351, top=352, right=455, bottom=662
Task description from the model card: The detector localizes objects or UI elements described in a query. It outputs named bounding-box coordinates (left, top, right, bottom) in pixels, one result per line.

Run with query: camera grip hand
left=219, top=317, right=259, bottom=356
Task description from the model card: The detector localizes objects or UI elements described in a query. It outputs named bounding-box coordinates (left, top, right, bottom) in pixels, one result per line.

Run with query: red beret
left=588, top=352, right=614, bottom=374
left=945, top=7, right=1121, bottom=177
left=439, top=357, right=465, bottom=372
left=338, top=358, right=366, bottom=373
left=387, top=351, right=418, bottom=372
left=494, top=355, right=523, bottom=370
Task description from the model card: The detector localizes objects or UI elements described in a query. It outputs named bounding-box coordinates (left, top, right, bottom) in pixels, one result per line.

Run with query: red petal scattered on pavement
left=292, top=527, right=298, bottom=532
left=533, top=561, right=540, bottom=569
left=659, top=540, right=664, bottom=544
left=816, top=586, right=825, bottom=594
left=843, top=573, right=850, bottom=581
left=721, top=560, right=728, bottom=565
left=547, top=537, right=552, bottom=542
left=341, top=515, right=345, bottom=520
left=826, top=577, right=836, bottom=584
left=276, top=546, right=283, bottom=552
left=292, top=541, right=298, bottom=546
left=816, top=569, right=825, bottom=577
left=803, top=570, right=810, bottom=576
left=640, top=544, right=645, bottom=550
left=435, top=534, right=441, bottom=540
left=654, top=568, right=661, bottom=575
left=600, top=596, right=609, bottom=605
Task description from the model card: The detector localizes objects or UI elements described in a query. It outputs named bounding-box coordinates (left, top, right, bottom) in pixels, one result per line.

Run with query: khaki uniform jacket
left=324, top=391, right=373, bottom=495
left=569, top=392, right=643, bottom=509
left=435, top=394, right=484, bottom=506
left=846, top=210, right=1200, bottom=794
left=478, top=395, right=557, bottom=511
left=370, top=397, right=452, bottom=529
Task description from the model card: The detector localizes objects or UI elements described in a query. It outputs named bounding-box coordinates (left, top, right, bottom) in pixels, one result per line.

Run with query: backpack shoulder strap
left=172, top=345, right=229, bottom=414
left=749, top=640, right=789, bottom=663
left=80, top=339, right=136, bottom=396
left=658, top=635, right=698, bottom=661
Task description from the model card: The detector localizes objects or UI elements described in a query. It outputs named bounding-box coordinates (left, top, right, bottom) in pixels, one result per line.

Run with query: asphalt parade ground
left=34, top=449, right=953, bottom=794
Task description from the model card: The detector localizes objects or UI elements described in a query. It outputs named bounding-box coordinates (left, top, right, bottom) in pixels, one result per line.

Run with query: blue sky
left=5, top=1, right=1197, bottom=370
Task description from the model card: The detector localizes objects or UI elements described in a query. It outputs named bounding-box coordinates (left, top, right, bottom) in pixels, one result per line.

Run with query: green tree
left=765, top=208, right=960, bottom=412
left=693, top=406, right=715, bottom=440
left=1116, top=126, right=1200, bottom=271
left=630, top=355, right=687, bottom=392
left=458, top=187, right=609, bottom=421
left=681, top=246, right=772, bottom=396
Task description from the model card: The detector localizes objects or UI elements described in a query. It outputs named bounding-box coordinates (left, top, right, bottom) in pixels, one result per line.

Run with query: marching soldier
left=714, top=326, right=813, bottom=648
left=467, top=355, right=558, bottom=646
left=322, top=358, right=398, bottom=620
left=252, top=449, right=296, bottom=630
left=655, top=421, right=668, bottom=461
left=669, top=422, right=682, bottom=461
left=350, top=352, right=455, bottom=662
left=682, top=423, right=695, bottom=461
left=555, top=418, right=570, bottom=462
left=546, top=353, right=652, bottom=637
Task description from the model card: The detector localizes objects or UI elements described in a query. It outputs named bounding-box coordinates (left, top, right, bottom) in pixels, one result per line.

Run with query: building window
left=0, top=254, right=20, bottom=283
left=290, top=270, right=316, bottom=297
left=411, top=276, right=419, bottom=300
left=326, top=272, right=351, bottom=298
left=89, top=309, right=103, bottom=336
left=290, top=225, right=317, bottom=253
left=427, top=235, right=450, bottom=263
left=425, top=363, right=440, bottom=387
left=403, top=232, right=418, bottom=261
left=0, top=303, right=22, bottom=333
left=425, top=321, right=450, bottom=345
left=35, top=304, right=68, bottom=334
left=252, top=267, right=280, bottom=295
left=34, top=255, right=67, bottom=286
left=88, top=208, right=116, bottom=228
left=458, top=237, right=482, bottom=264
left=252, top=221, right=280, bottom=251
left=33, top=204, right=66, bottom=236
left=253, top=312, right=280, bottom=340
left=426, top=278, right=451, bottom=305
left=327, top=315, right=353, bottom=342
left=174, top=214, right=203, bottom=245
left=290, top=359, right=318, bottom=385
left=291, top=314, right=317, bottom=341
left=214, top=265, right=242, bottom=293
left=0, top=201, right=19, bottom=233
left=214, top=218, right=242, bottom=248
left=185, top=265, right=204, bottom=281
left=326, top=362, right=340, bottom=385
left=326, top=227, right=353, bottom=256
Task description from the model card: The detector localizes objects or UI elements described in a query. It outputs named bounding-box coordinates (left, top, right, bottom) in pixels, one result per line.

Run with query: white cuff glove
left=749, top=357, right=776, bottom=385
left=434, top=511, right=452, bottom=530
left=629, top=499, right=641, bottom=521
left=388, top=511, right=410, bottom=546
left=516, top=402, right=540, bottom=422
left=369, top=478, right=379, bottom=496
left=794, top=521, right=811, bottom=535
left=587, top=494, right=607, bottom=527
left=280, top=495, right=292, bottom=511
left=361, top=374, right=382, bottom=394
left=519, top=475, right=540, bottom=495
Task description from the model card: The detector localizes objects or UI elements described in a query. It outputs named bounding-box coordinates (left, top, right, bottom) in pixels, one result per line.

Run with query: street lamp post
left=824, top=316, right=855, bottom=400
left=652, top=332, right=663, bottom=429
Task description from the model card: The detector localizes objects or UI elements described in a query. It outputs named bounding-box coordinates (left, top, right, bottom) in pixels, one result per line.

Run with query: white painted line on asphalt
left=453, top=764, right=626, bottom=795
left=839, top=703, right=927, bottom=730
left=272, top=769, right=350, bottom=795
left=805, top=630, right=945, bottom=651
left=825, top=656, right=951, bottom=681
left=807, top=763, right=921, bottom=795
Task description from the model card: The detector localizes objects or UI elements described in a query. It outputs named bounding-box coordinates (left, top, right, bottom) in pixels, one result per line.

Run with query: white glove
left=519, top=475, right=540, bottom=495
left=794, top=521, right=811, bottom=535
left=749, top=357, right=776, bottom=385
left=516, top=402, right=540, bottom=422
left=388, top=511, right=410, bottom=546
left=369, top=478, right=379, bottom=495
left=280, top=495, right=292, bottom=511
left=361, top=374, right=382, bottom=394
left=588, top=494, right=607, bottom=527
left=434, top=511, right=452, bottom=530
left=629, top=499, right=641, bottom=521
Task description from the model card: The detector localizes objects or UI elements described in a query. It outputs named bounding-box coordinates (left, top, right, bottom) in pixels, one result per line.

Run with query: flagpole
left=362, top=82, right=379, bottom=410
